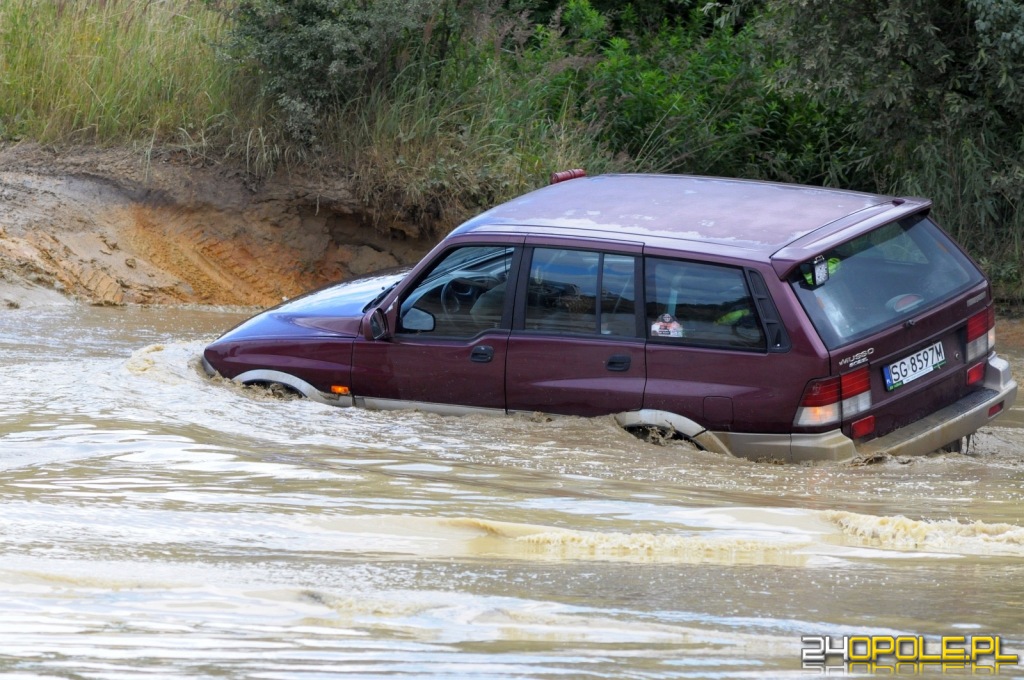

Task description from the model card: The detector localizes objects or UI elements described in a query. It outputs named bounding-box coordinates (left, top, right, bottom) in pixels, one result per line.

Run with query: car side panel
left=643, top=345, right=804, bottom=433
left=505, top=335, right=646, bottom=416
left=204, top=337, right=355, bottom=394
left=350, top=332, right=508, bottom=410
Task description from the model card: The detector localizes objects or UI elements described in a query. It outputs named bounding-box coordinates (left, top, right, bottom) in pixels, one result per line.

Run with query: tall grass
left=0, top=0, right=246, bottom=148
left=898, top=133, right=1024, bottom=302
left=320, top=23, right=630, bottom=236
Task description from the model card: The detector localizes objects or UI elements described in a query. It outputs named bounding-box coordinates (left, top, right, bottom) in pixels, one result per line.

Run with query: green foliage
left=744, top=1, right=965, bottom=142
left=328, top=5, right=627, bottom=235
left=529, top=0, right=696, bottom=32
left=899, top=131, right=1024, bottom=299
left=218, top=0, right=446, bottom=143
left=730, top=0, right=1024, bottom=155
left=574, top=6, right=861, bottom=185
left=967, top=0, right=1024, bottom=113
left=599, top=28, right=720, bottom=167
left=562, top=0, right=609, bottom=41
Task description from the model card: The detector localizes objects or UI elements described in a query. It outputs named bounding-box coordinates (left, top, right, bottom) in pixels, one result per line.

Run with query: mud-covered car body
left=203, top=174, right=1016, bottom=462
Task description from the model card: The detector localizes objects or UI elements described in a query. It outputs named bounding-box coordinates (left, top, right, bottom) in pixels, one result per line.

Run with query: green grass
left=326, top=52, right=629, bottom=236
left=0, top=0, right=245, bottom=148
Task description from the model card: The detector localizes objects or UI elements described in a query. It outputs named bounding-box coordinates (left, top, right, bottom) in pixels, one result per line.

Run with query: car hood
left=218, top=269, right=408, bottom=341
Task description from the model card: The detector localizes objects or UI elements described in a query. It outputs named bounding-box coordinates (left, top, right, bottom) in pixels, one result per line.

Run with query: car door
left=350, top=242, right=520, bottom=413
left=505, top=244, right=646, bottom=416
left=642, top=255, right=785, bottom=432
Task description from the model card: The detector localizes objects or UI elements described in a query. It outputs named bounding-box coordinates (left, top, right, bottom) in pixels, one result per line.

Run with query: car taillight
left=966, top=306, right=995, bottom=363
left=794, top=365, right=872, bottom=427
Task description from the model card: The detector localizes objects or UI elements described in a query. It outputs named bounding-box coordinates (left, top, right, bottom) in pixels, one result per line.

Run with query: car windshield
left=420, top=246, right=510, bottom=283
left=791, top=215, right=984, bottom=349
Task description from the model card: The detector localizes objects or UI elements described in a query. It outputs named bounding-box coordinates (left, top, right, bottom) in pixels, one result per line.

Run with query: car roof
left=452, top=174, right=929, bottom=266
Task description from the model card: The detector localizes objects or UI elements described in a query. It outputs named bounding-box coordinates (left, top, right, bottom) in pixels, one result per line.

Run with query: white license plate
left=883, top=341, right=946, bottom=391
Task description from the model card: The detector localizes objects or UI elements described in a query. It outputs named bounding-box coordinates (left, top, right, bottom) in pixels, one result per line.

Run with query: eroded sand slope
left=0, top=144, right=430, bottom=308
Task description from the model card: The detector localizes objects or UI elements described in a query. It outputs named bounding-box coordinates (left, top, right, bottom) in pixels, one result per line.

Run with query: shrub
left=219, top=0, right=453, bottom=144
left=581, top=7, right=861, bottom=185
left=328, top=5, right=626, bottom=236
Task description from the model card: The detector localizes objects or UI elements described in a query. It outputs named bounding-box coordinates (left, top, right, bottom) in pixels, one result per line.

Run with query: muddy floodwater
left=0, top=305, right=1022, bottom=678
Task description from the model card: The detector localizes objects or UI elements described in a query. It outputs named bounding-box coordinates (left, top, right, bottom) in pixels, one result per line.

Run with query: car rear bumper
left=852, top=353, right=1017, bottom=460
left=717, top=354, right=1017, bottom=463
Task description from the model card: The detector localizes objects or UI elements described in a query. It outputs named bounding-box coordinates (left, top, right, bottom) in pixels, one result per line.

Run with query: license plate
left=883, top=341, right=946, bottom=391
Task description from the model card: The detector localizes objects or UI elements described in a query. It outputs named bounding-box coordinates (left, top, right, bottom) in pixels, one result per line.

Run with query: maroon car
left=203, top=173, right=1017, bottom=462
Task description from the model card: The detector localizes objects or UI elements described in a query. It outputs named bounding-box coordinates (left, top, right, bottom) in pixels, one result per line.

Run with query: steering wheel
left=440, top=279, right=462, bottom=316
left=440, top=275, right=500, bottom=319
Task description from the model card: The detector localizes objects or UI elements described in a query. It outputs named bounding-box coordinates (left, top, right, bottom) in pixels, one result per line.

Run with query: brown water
left=1, top=305, right=1022, bottom=678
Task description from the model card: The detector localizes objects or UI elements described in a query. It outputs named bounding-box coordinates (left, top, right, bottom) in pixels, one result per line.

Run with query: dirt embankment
left=0, top=144, right=433, bottom=309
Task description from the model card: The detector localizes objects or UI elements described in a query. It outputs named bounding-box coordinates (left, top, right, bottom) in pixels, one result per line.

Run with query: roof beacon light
left=550, top=168, right=587, bottom=185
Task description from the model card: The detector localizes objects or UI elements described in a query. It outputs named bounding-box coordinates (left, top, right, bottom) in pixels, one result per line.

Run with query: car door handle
left=470, top=345, right=494, bottom=363
left=606, top=354, right=631, bottom=372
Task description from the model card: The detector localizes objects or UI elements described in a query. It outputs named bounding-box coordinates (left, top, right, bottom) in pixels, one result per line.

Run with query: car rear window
left=791, top=214, right=984, bottom=349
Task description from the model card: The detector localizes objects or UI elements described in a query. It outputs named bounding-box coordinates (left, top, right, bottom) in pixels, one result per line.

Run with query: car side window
left=645, top=257, right=765, bottom=350
left=398, top=245, right=514, bottom=337
left=524, top=248, right=638, bottom=337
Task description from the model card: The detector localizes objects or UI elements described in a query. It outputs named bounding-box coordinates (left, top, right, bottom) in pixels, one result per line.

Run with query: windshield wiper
left=363, top=282, right=399, bottom=312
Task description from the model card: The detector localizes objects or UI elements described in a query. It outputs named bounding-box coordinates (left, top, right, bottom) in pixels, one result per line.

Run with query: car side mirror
left=368, top=308, right=390, bottom=340
left=401, top=307, right=435, bottom=333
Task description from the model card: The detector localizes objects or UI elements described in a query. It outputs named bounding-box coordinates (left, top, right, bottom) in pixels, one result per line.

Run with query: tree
left=720, top=0, right=1024, bottom=141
